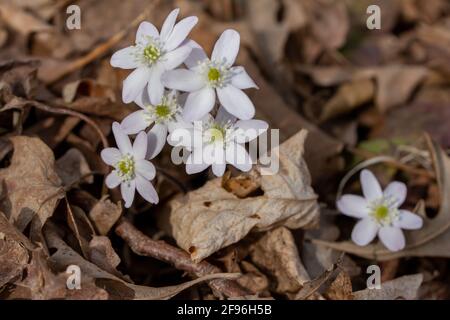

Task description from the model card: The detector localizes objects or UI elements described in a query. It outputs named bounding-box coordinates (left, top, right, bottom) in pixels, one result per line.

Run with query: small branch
left=115, top=219, right=251, bottom=298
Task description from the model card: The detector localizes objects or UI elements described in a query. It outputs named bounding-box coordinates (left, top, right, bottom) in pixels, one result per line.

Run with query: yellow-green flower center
left=374, top=205, right=389, bottom=221
left=155, top=104, right=171, bottom=118
left=208, top=68, right=221, bottom=82
left=116, top=155, right=135, bottom=180
left=208, top=125, right=226, bottom=143
left=143, top=45, right=160, bottom=63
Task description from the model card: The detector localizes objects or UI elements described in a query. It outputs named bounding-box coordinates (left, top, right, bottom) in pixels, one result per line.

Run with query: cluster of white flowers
left=103, top=9, right=268, bottom=207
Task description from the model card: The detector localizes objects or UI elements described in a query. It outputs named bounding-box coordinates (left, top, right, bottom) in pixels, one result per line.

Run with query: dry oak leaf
left=169, top=130, right=320, bottom=262
left=250, top=227, right=311, bottom=294
left=353, top=274, right=423, bottom=300
left=313, top=134, right=450, bottom=260
left=0, top=136, right=63, bottom=231
left=0, top=211, right=33, bottom=287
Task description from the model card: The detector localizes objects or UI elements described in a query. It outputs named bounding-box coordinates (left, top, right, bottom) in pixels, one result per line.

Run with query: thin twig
left=115, top=219, right=252, bottom=299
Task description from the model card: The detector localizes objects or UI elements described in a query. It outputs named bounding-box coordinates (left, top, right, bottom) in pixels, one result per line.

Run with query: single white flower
left=161, top=29, right=258, bottom=121
left=101, top=122, right=159, bottom=208
left=169, top=107, right=268, bottom=177
left=120, top=90, right=191, bottom=159
left=337, top=169, right=423, bottom=252
left=111, top=8, right=198, bottom=104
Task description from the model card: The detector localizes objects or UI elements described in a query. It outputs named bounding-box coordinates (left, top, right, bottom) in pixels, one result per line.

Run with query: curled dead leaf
left=169, top=130, right=320, bottom=262
left=353, top=274, right=423, bottom=300
left=0, top=136, right=63, bottom=231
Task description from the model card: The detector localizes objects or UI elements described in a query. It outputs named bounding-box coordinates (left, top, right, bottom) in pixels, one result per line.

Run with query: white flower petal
left=136, top=21, right=159, bottom=43
left=146, top=123, right=168, bottom=159
left=182, top=88, right=216, bottom=121
left=101, top=148, right=121, bottom=166
left=360, top=169, right=383, bottom=201
left=121, top=110, right=149, bottom=135
left=160, top=8, right=179, bottom=41
left=135, top=175, right=159, bottom=204
left=234, top=119, right=268, bottom=143
left=134, top=89, right=151, bottom=109
left=212, top=163, right=226, bottom=177
left=226, top=143, right=253, bottom=172
left=163, top=45, right=192, bottom=70
left=337, top=195, right=369, bottom=219
left=217, top=85, right=255, bottom=120
left=378, top=226, right=405, bottom=251
left=105, top=171, right=121, bottom=188
left=231, top=66, right=258, bottom=89
left=161, top=69, right=205, bottom=92
left=167, top=127, right=194, bottom=148
left=136, top=159, right=156, bottom=180
left=186, top=152, right=209, bottom=174
left=351, top=218, right=378, bottom=246
left=164, top=16, right=198, bottom=52
left=121, top=180, right=136, bottom=208
left=383, top=181, right=407, bottom=208
left=122, top=67, right=150, bottom=103
left=110, top=46, right=138, bottom=69
left=211, top=29, right=240, bottom=66
left=112, top=122, right=133, bottom=154
left=215, top=106, right=236, bottom=124
left=395, top=210, right=423, bottom=230
left=183, top=40, right=208, bottom=69
left=147, top=65, right=164, bottom=105
left=133, top=131, right=148, bottom=160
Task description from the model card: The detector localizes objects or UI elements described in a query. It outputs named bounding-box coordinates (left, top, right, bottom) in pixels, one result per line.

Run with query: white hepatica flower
left=169, top=107, right=268, bottom=177
left=337, top=169, right=423, bottom=252
left=110, top=8, right=198, bottom=104
left=121, top=90, right=190, bottom=159
left=161, top=29, right=258, bottom=121
left=101, top=122, right=159, bottom=208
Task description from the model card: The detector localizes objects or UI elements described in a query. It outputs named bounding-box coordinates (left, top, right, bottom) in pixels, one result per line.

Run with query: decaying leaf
left=250, top=227, right=311, bottom=294
left=44, top=223, right=239, bottom=300
left=0, top=211, right=32, bottom=287
left=323, top=271, right=354, bottom=300
left=313, top=134, right=450, bottom=260
left=169, top=130, right=320, bottom=262
left=0, top=136, right=63, bottom=231
left=353, top=274, right=423, bottom=300
left=89, top=196, right=122, bottom=235
left=55, top=148, right=93, bottom=186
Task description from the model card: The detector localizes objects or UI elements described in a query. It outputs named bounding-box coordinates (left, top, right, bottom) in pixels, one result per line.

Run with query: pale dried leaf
left=0, top=136, right=63, bottom=231
left=250, top=227, right=310, bottom=294
left=353, top=274, right=423, bottom=300
left=169, top=130, right=320, bottom=262
left=89, top=196, right=122, bottom=235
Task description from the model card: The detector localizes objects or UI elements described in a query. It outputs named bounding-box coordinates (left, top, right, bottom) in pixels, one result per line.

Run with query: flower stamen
left=116, top=154, right=135, bottom=181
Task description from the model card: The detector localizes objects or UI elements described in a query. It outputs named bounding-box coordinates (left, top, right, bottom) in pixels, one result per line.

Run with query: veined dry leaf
left=56, top=148, right=93, bottom=186
left=353, top=274, right=423, bottom=300
left=323, top=271, right=354, bottom=300
left=0, top=136, right=63, bottom=231
left=320, top=78, right=375, bottom=122
left=44, top=224, right=238, bottom=300
left=89, top=196, right=122, bottom=235
left=89, top=235, right=129, bottom=281
left=313, top=134, right=450, bottom=260
left=250, top=227, right=311, bottom=294
left=298, top=65, right=427, bottom=112
left=0, top=211, right=32, bottom=287
left=169, top=130, right=320, bottom=262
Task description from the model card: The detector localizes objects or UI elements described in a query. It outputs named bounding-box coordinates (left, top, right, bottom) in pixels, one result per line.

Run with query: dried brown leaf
left=89, top=196, right=122, bottom=235
left=56, top=148, right=93, bottom=186
left=323, top=271, right=354, bottom=300
left=353, top=274, right=423, bottom=300
left=250, top=227, right=310, bottom=294
left=169, top=130, right=320, bottom=262
left=0, top=136, right=63, bottom=231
